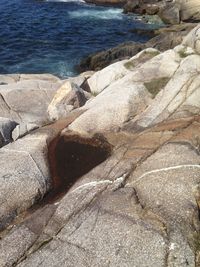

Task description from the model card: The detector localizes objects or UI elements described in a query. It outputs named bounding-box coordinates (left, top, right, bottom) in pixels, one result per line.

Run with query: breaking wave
left=69, top=7, right=123, bottom=20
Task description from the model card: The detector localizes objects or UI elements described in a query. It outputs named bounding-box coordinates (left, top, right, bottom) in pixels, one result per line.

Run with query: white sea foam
left=69, top=8, right=123, bottom=20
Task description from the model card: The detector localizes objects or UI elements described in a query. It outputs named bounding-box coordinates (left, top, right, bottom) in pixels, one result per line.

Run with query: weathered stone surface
left=87, top=48, right=160, bottom=94
left=0, top=116, right=198, bottom=267
left=18, top=74, right=60, bottom=83
left=146, top=23, right=196, bottom=52
left=69, top=48, right=181, bottom=135
left=2, top=25, right=200, bottom=267
left=123, top=0, right=200, bottom=24
left=12, top=123, right=38, bottom=141
left=87, top=59, right=130, bottom=94
left=0, top=78, right=62, bottom=124
left=0, top=110, right=83, bottom=231
left=78, top=23, right=196, bottom=73
left=47, top=81, right=87, bottom=121
left=0, top=73, right=59, bottom=85
left=0, top=74, right=20, bottom=85
left=0, top=134, right=51, bottom=230
left=134, top=54, right=200, bottom=128
left=17, top=188, right=167, bottom=267
left=176, top=0, right=200, bottom=22
left=159, top=3, right=180, bottom=24
left=68, top=82, right=150, bottom=135
left=0, top=117, right=17, bottom=147
left=182, top=24, right=200, bottom=54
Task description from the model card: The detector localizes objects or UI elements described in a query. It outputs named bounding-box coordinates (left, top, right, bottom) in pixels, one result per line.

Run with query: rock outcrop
left=1, top=24, right=200, bottom=267
left=123, top=0, right=200, bottom=24
left=47, top=81, right=87, bottom=121
left=0, top=74, right=88, bottom=143
left=0, top=118, right=17, bottom=147
left=78, top=23, right=195, bottom=72
left=77, top=41, right=144, bottom=72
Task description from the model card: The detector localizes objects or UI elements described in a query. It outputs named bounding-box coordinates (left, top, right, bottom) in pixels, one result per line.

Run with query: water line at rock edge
left=0, top=0, right=162, bottom=78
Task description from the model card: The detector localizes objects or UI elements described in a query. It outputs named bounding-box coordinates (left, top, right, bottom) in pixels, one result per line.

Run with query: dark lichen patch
left=144, top=77, right=170, bottom=98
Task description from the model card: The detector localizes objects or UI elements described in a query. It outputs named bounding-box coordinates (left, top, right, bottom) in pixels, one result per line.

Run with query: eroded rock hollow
left=48, top=134, right=112, bottom=201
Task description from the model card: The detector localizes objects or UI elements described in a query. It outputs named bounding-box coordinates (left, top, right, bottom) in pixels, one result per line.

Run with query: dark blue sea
left=0, top=0, right=160, bottom=78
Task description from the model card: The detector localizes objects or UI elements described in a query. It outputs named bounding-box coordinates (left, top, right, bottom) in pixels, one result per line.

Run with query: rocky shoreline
left=1, top=3, right=200, bottom=266
left=78, top=23, right=196, bottom=72
left=84, top=0, right=200, bottom=25
left=77, top=0, right=200, bottom=72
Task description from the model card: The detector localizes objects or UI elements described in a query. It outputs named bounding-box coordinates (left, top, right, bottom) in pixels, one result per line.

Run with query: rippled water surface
left=0, top=0, right=159, bottom=77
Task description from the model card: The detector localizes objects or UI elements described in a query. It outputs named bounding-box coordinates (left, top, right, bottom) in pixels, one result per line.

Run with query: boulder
left=68, top=75, right=86, bottom=88
left=47, top=81, right=87, bottom=121
left=123, top=0, right=200, bottom=24
left=78, top=23, right=194, bottom=73
left=12, top=123, right=39, bottom=141
left=121, top=48, right=180, bottom=88
left=68, top=82, right=151, bottom=135
left=0, top=78, right=62, bottom=124
left=0, top=133, right=51, bottom=230
left=123, top=0, right=162, bottom=16
left=87, top=59, right=131, bottom=94
left=87, top=48, right=160, bottom=94
left=177, top=0, right=200, bottom=22
left=182, top=24, right=200, bottom=54
left=0, top=111, right=83, bottom=231
left=146, top=23, right=197, bottom=52
left=134, top=54, right=200, bottom=128
left=69, top=48, right=180, bottom=135
left=0, top=117, right=17, bottom=147
left=158, top=3, right=180, bottom=24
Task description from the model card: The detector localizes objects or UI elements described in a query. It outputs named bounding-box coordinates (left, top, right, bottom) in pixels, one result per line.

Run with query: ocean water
left=0, top=0, right=160, bottom=78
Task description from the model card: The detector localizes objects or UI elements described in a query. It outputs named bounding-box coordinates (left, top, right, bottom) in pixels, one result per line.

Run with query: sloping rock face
left=176, top=0, right=200, bottom=22
left=1, top=117, right=200, bottom=267
left=0, top=111, right=83, bottom=231
left=47, top=81, right=87, bottom=121
left=2, top=26, right=200, bottom=267
left=69, top=48, right=181, bottom=135
left=0, top=75, right=62, bottom=124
